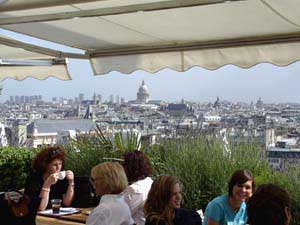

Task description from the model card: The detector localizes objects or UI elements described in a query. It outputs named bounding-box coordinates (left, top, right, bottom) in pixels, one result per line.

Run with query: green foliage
left=148, top=135, right=271, bottom=210
left=0, top=147, right=34, bottom=191
left=268, top=166, right=300, bottom=225
left=114, top=131, right=141, bottom=152
left=2, top=132, right=300, bottom=224
left=64, top=132, right=121, bottom=177
left=65, top=126, right=141, bottom=176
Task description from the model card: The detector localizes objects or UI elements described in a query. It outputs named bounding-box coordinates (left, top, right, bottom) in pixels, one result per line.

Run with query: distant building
left=93, top=93, right=100, bottom=105
left=136, top=81, right=150, bottom=104
left=109, top=94, right=114, bottom=104
left=27, top=119, right=97, bottom=148
left=11, top=120, right=27, bottom=147
left=121, top=98, right=125, bottom=104
left=213, top=97, right=221, bottom=108
left=265, top=128, right=275, bottom=148
left=268, top=147, right=300, bottom=171
left=256, top=97, right=263, bottom=109
left=0, top=122, right=8, bottom=147
left=115, top=95, right=120, bottom=105
left=167, top=103, right=193, bottom=116
left=79, top=93, right=84, bottom=103
left=204, top=115, right=222, bottom=123
left=148, top=100, right=166, bottom=106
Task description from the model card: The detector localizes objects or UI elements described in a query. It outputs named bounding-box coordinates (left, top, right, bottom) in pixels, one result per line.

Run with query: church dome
left=138, top=81, right=149, bottom=94
left=136, top=80, right=150, bottom=104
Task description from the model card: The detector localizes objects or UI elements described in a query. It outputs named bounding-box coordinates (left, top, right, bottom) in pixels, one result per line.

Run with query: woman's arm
left=203, top=196, right=224, bottom=225
left=38, top=173, right=58, bottom=211
left=63, top=170, right=74, bottom=206
left=123, top=186, right=144, bottom=215
left=207, top=218, right=220, bottom=225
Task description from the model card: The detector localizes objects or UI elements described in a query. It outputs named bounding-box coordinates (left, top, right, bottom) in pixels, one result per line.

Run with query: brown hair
left=123, top=150, right=152, bottom=183
left=228, top=169, right=254, bottom=196
left=144, top=175, right=181, bottom=225
left=32, top=146, right=66, bottom=174
left=247, top=183, right=291, bottom=225
left=91, top=162, right=128, bottom=194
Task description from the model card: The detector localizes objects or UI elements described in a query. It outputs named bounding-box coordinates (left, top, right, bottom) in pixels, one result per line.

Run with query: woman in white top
left=123, top=150, right=153, bottom=225
left=86, top=162, right=134, bottom=225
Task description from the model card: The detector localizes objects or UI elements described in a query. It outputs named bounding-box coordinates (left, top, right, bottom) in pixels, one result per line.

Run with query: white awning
left=0, top=0, right=300, bottom=75
left=0, top=35, right=71, bottom=80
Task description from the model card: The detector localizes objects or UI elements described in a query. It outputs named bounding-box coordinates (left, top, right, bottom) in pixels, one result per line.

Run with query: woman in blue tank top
left=203, top=170, right=255, bottom=225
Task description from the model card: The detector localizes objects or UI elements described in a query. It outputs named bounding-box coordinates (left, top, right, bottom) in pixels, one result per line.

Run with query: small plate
left=39, top=207, right=80, bottom=216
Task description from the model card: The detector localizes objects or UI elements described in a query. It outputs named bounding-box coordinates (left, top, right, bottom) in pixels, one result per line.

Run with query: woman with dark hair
left=123, top=150, right=153, bottom=225
left=203, top=169, right=254, bottom=225
left=144, top=175, right=201, bottom=225
left=24, top=146, right=75, bottom=211
left=247, top=183, right=291, bottom=225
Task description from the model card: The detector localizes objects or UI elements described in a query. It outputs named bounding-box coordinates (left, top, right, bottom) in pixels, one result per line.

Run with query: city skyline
left=1, top=60, right=300, bottom=104
left=1, top=29, right=300, bottom=104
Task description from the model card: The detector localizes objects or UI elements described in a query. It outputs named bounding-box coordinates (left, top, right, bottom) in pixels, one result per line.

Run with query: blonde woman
left=86, top=162, right=134, bottom=225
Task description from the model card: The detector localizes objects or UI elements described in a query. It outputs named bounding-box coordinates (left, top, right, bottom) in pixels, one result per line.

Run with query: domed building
left=136, top=80, right=150, bottom=104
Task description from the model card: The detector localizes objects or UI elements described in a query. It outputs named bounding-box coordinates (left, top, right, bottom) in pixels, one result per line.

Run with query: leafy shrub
left=64, top=126, right=142, bottom=176
left=64, top=133, right=121, bottom=177
left=0, top=147, right=34, bottom=191
left=268, top=166, right=300, bottom=225
left=148, top=135, right=300, bottom=225
left=2, top=132, right=300, bottom=224
left=148, top=135, right=271, bottom=210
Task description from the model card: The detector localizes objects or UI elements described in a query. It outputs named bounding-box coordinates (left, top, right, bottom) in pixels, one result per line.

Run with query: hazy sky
left=1, top=29, right=300, bottom=104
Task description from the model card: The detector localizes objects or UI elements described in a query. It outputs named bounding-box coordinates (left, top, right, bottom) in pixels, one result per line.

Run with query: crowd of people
left=10, top=146, right=292, bottom=225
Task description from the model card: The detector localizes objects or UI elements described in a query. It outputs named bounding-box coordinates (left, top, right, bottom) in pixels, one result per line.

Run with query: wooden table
left=36, top=208, right=92, bottom=225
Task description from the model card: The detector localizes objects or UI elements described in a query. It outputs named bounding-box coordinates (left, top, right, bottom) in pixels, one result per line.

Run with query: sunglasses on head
left=49, top=148, right=61, bottom=156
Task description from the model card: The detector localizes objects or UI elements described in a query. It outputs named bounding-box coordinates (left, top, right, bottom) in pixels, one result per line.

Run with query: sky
left=1, top=29, right=300, bottom=104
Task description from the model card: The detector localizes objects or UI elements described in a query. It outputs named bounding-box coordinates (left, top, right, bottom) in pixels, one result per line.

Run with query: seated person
left=203, top=169, right=254, bottom=225
left=24, top=146, right=75, bottom=211
left=144, top=175, right=201, bottom=225
left=247, top=183, right=291, bottom=225
left=122, top=150, right=153, bottom=225
left=86, top=162, right=134, bottom=225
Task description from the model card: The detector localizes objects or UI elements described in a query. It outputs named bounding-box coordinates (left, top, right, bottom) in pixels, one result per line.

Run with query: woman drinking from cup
left=203, top=169, right=254, bottom=225
left=24, top=146, right=75, bottom=211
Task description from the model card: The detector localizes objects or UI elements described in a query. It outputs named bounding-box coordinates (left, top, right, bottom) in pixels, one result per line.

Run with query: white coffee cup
left=58, top=171, right=66, bottom=180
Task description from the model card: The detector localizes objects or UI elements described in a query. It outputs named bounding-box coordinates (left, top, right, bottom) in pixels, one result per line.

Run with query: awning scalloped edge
left=91, top=42, right=300, bottom=75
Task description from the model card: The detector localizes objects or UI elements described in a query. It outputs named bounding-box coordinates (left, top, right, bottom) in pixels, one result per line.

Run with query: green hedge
left=147, top=135, right=300, bottom=225
left=64, top=134, right=123, bottom=176
left=0, top=147, right=34, bottom=191
left=147, top=136, right=271, bottom=209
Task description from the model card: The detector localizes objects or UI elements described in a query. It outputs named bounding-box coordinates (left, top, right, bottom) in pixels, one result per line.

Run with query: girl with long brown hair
left=144, top=175, right=201, bottom=225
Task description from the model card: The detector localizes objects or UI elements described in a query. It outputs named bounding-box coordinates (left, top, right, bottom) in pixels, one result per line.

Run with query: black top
left=24, top=171, right=69, bottom=209
left=145, top=208, right=202, bottom=225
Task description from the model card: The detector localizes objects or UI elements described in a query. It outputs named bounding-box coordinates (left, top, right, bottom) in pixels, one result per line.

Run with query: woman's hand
left=65, top=170, right=74, bottom=184
left=44, top=173, right=59, bottom=187
left=207, top=218, right=220, bottom=225
left=63, top=170, right=75, bottom=206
